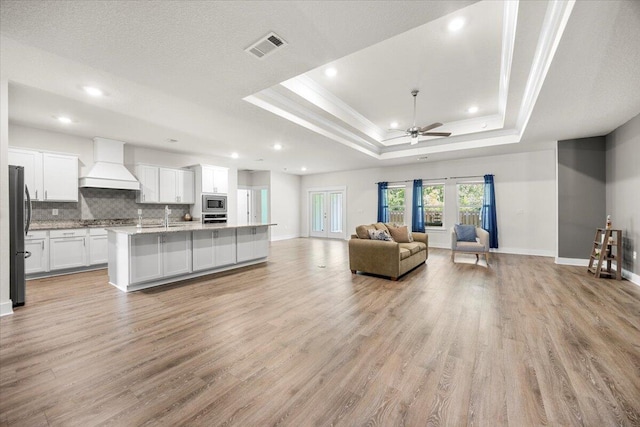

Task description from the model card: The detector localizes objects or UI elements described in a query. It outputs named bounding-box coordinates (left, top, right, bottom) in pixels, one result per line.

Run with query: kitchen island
left=106, top=222, right=275, bottom=292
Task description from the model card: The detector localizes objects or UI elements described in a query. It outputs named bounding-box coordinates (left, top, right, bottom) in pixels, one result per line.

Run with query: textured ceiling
left=1, top=0, right=639, bottom=175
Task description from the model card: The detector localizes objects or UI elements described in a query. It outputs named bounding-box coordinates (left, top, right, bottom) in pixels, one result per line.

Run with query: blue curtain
left=411, top=179, right=424, bottom=232
left=481, top=174, right=498, bottom=248
left=377, top=182, right=389, bottom=223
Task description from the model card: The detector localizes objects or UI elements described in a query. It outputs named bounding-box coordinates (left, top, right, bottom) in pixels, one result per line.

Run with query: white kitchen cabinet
left=158, top=167, right=194, bottom=204
left=192, top=228, right=236, bottom=271
left=162, top=232, right=192, bottom=277
left=130, top=234, right=163, bottom=284
left=25, top=231, right=49, bottom=274
left=49, top=229, right=87, bottom=270
left=89, top=228, right=108, bottom=265
left=42, top=153, right=78, bottom=202
left=199, top=165, right=228, bottom=194
left=136, top=164, right=160, bottom=203
left=236, top=226, right=269, bottom=263
left=8, top=148, right=43, bottom=201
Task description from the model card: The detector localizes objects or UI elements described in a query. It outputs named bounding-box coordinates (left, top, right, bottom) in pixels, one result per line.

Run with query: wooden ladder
left=588, top=228, right=622, bottom=280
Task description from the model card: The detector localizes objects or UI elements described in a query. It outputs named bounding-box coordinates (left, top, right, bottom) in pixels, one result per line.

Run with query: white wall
left=300, top=147, right=557, bottom=256
left=270, top=171, right=301, bottom=241
left=0, top=79, right=11, bottom=315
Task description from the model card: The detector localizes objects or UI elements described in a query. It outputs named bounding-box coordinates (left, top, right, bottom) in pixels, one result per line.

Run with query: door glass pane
left=311, top=193, right=324, bottom=232
left=330, top=192, right=342, bottom=233
left=261, top=189, right=269, bottom=223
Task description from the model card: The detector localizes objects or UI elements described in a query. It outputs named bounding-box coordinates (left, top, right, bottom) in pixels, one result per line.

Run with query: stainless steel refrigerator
left=9, top=165, right=32, bottom=307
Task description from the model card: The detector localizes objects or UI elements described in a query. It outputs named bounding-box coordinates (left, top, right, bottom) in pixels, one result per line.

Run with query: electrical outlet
left=634, top=251, right=637, bottom=260
left=52, top=209, right=58, bottom=216
left=137, top=209, right=142, bottom=215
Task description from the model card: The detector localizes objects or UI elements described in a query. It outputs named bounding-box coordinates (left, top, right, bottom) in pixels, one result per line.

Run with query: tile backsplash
left=32, top=188, right=190, bottom=221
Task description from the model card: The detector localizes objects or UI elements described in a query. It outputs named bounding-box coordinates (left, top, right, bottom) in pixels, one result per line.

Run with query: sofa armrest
left=475, top=227, right=490, bottom=251
left=412, top=232, right=428, bottom=246
left=450, top=227, right=458, bottom=250
left=348, top=238, right=400, bottom=277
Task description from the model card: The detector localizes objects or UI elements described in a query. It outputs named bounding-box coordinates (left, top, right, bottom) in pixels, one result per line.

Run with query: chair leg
left=451, top=251, right=455, bottom=262
left=350, top=269, right=356, bottom=274
left=485, top=252, right=490, bottom=264
left=475, top=253, right=479, bottom=261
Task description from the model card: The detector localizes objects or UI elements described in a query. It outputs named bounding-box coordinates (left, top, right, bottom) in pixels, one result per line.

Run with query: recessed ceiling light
left=273, top=143, right=282, bottom=150
left=57, top=116, right=73, bottom=124
left=467, top=106, right=479, bottom=114
left=324, top=67, right=337, bottom=77
left=167, top=138, right=178, bottom=143
left=448, top=17, right=465, bottom=32
left=231, top=152, right=239, bottom=159
left=481, top=123, right=487, bottom=129
left=389, top=121, right=399, bottom=129
left=417, top=156, right=429, bottom=161
left=301, top=166, right=307, bottom=171
left=83, top=86, right=103, bottom=97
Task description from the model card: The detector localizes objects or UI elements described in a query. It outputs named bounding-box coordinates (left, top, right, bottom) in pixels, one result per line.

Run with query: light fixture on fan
left=384, top=90, right=452, bottom=145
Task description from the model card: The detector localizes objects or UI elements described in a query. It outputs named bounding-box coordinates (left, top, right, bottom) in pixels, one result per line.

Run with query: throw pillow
left=368, top=229, right=394, bottom=241
left=374, top=222, right=389, bottom=231
left=455, top=224, right=476, bottom=242
left=386, top=225, right=412, bottom=243
left=356, top=224, right=376, bottom=239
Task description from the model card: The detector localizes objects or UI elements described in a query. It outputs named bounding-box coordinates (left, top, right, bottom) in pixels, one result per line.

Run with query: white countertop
left=106, top=222, right=276, bottom=235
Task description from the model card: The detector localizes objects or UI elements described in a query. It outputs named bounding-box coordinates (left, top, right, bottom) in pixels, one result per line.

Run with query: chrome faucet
left=164, top=205, right=170, bottom=229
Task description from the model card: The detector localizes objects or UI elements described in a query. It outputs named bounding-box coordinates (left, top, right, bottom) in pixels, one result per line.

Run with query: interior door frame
left=306, top=186, right=347, bottom=240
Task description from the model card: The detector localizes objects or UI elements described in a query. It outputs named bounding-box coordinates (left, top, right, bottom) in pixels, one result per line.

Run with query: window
left=387, top=186, right=405, bottom=224
left=422, top=183, right=445, bottom=228
left=457, top=182, right=483, bottom=226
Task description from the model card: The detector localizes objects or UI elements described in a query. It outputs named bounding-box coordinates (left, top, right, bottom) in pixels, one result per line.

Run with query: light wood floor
left=1, top=238, right=639, bottom=426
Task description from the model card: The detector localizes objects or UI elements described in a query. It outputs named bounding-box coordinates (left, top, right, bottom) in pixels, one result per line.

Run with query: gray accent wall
left=606, top=112, right=640, bottom=277
left=557, top=137, right=606, bottom=259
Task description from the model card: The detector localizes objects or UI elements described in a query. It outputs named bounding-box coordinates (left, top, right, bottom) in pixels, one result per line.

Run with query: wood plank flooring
left=1, top=238, right=639, bottom=426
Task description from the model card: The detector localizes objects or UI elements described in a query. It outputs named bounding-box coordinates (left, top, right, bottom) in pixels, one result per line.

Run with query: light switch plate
left=52, top=209, right=58, bottom=216
left=634, top=251, right=637, bottom=260
left=137, top=209, right=142, bottom=215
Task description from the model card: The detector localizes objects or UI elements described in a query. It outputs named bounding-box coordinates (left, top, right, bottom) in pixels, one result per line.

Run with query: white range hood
left=79, top=138, right=140, bottom=190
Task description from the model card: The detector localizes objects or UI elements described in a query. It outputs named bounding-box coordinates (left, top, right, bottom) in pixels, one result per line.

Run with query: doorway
left=309, top=188, right=346, bottom=239
left=237, top=187, right=269, bottom=225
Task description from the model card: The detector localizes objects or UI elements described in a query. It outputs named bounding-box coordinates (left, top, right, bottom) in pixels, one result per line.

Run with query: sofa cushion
left=456, top=241, right=485, bottom=250
left=387, top=225, right=413, bottom=243
left=455, top=224, right=476, bottom=242
left=399, top=247, right=412, bottom=260
left=399, top=242, right=426, bottom=256
left=355, top=224, right=376, bottom=239
left=368, top=229, right=394, bottom=241
left=374, top=222, right=389, bottom=231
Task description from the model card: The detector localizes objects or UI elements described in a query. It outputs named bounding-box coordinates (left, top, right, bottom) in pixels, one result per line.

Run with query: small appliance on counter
left=202, top=213, right=227, bottom=224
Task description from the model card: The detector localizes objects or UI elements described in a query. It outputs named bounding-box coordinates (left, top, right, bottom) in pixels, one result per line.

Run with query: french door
left=309, top=189, right=345, bottom=239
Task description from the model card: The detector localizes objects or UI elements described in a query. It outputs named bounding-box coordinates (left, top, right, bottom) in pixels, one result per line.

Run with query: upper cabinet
left=136, top=164, right=194, bottom=204
left=136, top=164, right=160, bottom=203
left=8, top=148, right=78, bottom=202
left=194, top=165, right=228, bottom=194
left=8, top=148, right=43, bottom=200
left=42, top=153, right=79, bottom=202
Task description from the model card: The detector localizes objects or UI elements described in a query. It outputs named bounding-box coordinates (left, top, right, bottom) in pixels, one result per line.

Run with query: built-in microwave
left=202, top=194, right=227, bottom=213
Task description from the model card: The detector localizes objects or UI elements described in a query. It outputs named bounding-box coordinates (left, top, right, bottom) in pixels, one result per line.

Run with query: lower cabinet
left=89, top=229, right=108, bottom=265
left=25, top=231, right=49, bottom=274
left=192, top=228, right=236, bottom=272
left=130, top=234, right=163, bottom=284
left=49, top=229, right=87, bottom=270
left=237, top=226, right=269, bottom=263
left=162, top=232, right=192, bottom=277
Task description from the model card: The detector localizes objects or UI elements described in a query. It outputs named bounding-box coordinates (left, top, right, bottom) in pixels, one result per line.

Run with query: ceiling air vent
left=245, top=32, right=287, bottom=59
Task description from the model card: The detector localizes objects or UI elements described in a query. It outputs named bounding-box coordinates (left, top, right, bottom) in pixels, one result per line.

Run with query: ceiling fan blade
left=420, top=131, right=452, bottom=137
left=418, top=122, right=443, bottom=132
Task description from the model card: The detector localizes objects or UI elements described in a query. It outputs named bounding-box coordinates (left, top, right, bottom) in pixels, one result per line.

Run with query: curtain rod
left=449, top=175, right=487, bottom=179
left=374, top=178, right=448, bottom=185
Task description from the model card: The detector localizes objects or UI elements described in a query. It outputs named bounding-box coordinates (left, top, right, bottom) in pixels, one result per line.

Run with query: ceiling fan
left=385, top=90, right=451, bottom=145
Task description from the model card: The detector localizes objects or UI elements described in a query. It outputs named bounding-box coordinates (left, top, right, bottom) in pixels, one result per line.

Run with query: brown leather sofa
left=349, top=223, right=428, bottom=280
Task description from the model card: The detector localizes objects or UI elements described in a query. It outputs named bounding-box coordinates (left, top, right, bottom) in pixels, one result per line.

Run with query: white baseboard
left=555, top=257, right=589, bottom=266
left=622, top=269, right=640, bottom=287
left=0, top=301, right=14, bottom=317
left=270, top=234, right=300, bottom=242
